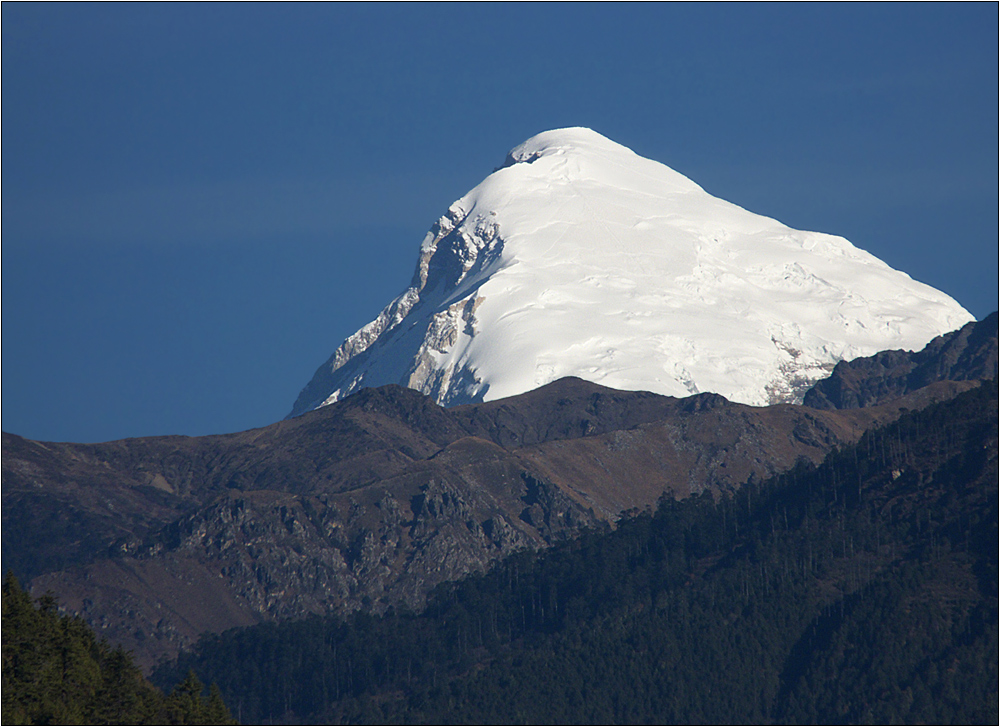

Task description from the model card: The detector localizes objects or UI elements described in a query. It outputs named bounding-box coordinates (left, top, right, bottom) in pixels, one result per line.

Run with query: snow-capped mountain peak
left=289, top=128, right=974, bottom=417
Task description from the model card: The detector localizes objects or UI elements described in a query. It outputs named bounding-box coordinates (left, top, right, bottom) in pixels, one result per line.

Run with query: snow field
left=293, top=128, right=974, bottom=416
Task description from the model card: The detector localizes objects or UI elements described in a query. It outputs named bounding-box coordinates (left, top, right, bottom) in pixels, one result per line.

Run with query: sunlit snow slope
left=290, top=128, right=974, bottom=416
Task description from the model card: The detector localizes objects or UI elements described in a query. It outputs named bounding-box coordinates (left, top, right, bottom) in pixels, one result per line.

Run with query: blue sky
left=3, top=4, right=997, bottom=443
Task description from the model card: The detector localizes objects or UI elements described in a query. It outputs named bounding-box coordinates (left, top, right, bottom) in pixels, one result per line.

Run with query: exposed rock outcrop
left=804, top=312, right=997, bottom=409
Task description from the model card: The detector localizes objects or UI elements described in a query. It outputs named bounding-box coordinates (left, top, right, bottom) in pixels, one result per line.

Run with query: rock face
left=804, top=313, right=997, bottom=410
left=291, top=127, right=973, bottom=416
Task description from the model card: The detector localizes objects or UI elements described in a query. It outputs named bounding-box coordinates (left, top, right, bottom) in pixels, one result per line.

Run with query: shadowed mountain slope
left=804, top=312, right=997, bottom=409
left=155, top=379, right=998, bottom=725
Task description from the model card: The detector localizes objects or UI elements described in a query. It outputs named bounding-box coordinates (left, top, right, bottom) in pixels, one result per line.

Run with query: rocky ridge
left=804, top=312, right=998, bottom=409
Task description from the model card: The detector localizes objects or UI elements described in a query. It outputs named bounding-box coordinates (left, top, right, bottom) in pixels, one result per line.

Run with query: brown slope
left=516, top=383, right=975, bottom=517
left=30, top=450, right=592, bottom=670
left=450, top=376, right=701, bottom=447
left=2, top=386, right=472, bottom=582
left=13, top=379, right=976, bottom=670
left=5, top=380, right=678, bottom=584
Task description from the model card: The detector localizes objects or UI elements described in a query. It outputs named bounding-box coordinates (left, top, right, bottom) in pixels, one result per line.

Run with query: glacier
left=290, top=127, right=974, bottom=417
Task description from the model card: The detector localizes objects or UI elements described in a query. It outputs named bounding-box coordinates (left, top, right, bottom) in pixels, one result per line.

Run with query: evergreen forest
left=153, top=379, right=999, bottom=724
left=2, top=574, right=235, bottom=725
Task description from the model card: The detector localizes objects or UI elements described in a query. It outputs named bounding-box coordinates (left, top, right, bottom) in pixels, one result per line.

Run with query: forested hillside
left=2, top=575, right=235, bottom=725
left=154, top=379, right=998, bottom=724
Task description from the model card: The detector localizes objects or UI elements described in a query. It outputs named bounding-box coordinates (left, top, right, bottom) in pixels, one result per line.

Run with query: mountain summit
left=290, top=128, right=973, bottom=416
